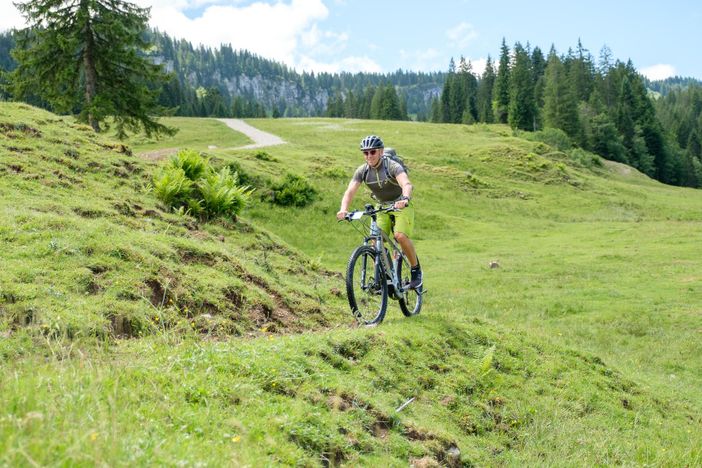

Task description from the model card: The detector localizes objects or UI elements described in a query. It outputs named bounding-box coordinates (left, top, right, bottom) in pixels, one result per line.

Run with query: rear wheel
left=346, top=245, right=388, bottom=325
left=397, top=254, right=422, bottom=317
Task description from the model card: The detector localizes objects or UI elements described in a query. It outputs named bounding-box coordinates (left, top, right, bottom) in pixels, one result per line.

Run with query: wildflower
left=231, top=435, right=241, bottom=443
left=90, top=432, right=99, bottom=441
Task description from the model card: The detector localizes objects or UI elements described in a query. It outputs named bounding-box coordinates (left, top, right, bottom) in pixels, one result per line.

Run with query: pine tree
left=568, top=39, right=594, bottom=102
left=508, top=42, right=536, bottom=131
left=430, top=97, right=442, bottom=123
left=543, top=48, right=579, bottom=138
left=531, top=47, right=546, bottom=129
left=370, top=85, right=384, bottom=119
left=10, top=0, right=173, bottom=137
left=476, top=56, right=495, bottom=123
left=493, top=39, right=511, bottom=123
left=688, top=129, right=702, bottom=160
left=440, top=65, right=454, bottom=123
left=458, top=58, right=478, bottom=124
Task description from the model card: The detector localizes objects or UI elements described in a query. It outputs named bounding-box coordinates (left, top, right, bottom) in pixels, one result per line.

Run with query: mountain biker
left=336, top=135, right=423, bottom=289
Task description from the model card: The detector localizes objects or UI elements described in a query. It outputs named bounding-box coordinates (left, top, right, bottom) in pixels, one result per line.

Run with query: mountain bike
left=342, top=203, right=423, bottom=326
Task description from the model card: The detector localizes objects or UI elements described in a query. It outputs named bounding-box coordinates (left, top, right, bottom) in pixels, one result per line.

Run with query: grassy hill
left=1, top=103, right=701, bottom=466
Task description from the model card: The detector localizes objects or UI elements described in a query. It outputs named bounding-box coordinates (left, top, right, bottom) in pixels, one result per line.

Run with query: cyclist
left=336, top=135, right=423, bottom=289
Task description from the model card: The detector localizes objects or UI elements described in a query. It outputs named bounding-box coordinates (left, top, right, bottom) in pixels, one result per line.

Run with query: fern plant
left=153, top=149, right=253, bottom=220
left=198, top=167, right=253, bottom=220
left=152, top=167, right=193, bottom=208
left=270, top=173, right=317, bottom=207
left=168, top=149, right=208, bottom=180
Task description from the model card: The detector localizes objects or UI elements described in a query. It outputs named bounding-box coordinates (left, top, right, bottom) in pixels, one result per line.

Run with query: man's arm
left=394, top=172, right=413, bottom=209
left=337, top=179, right=361, bottom=220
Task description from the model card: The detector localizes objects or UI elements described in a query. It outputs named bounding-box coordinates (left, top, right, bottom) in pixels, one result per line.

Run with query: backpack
left=362, top=147, right=409, bottom=182
left=383, top=148, right=409, bottom=174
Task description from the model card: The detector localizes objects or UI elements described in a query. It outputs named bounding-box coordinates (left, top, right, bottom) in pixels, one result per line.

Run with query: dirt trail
left=137, top=119, right=286, bottom=161
left=218, top=118, right=286, bottom=149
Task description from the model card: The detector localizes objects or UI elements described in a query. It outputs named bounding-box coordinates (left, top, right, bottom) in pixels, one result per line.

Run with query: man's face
left=363, top=147, right=383, bottom=167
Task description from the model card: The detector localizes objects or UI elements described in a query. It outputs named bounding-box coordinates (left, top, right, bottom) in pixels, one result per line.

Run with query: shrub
left=227, top=161, right=266, bottom=188
left=198, top=167, right=253, bottom=220
left=153, top=167, right=194, bottom=207
left=569, top=148, right=603, bottom=169
left=153, top=149, right=253, bottom=220
left=169, top=149, right=208, bottom=180
left=270, top=173, right=317, bottom=207
left=322, top=167, right=347, bottom=179
left=254, top=151, right=277, bottom=162
left=529, top=128, right=573, bottom=152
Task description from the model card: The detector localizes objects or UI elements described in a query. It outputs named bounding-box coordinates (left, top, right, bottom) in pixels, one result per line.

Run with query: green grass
left=1, top=106, right=702, bottom=466
left=124, top=116, right=253, bottom=154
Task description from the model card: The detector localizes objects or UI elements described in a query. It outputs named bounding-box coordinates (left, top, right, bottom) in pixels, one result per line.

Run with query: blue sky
left=2, top=0, right=700, bottom=79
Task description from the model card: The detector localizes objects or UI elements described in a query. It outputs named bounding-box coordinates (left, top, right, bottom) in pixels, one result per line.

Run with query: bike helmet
left=360, top=135, right=384, bottom=151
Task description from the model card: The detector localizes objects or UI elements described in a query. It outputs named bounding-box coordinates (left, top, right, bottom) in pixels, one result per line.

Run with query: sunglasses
left=362, top=149, right=380, bottom=156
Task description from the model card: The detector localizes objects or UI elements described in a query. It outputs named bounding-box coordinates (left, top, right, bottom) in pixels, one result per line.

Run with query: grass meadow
left=1, top=104, right=701, bottom=465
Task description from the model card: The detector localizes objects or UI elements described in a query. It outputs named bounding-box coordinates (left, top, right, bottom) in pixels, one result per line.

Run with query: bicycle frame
left=356, top=205, right=406, bottom=297
left=343, top=203, right=423, bottom=324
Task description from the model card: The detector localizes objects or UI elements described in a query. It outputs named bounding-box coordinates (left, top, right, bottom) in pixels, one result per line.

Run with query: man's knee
left=394, top=231, right=408, bottom=242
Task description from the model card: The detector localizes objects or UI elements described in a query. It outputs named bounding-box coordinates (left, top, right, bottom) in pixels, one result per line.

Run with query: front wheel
left=397, top=254, right=422, bottom=317
left=346, top=245, right=388, bottom=325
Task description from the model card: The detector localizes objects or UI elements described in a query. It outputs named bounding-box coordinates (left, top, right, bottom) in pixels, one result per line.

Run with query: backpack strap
left=362, top=162, right=370, bottom=182
left=362, top=157, right=398, bottom=185
left=384, top=157, right=401, bottom=186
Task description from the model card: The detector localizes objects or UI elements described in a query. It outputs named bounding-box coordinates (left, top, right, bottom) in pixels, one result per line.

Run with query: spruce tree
left=381, top=84, right=402, bottom=120
left=476, top=56, right=495, bottom=123
left=531, top=47, right=546, bottom=129
left=458, top=58, right=478, bottom=124
left=370, top=85, right=384, bottom=119
left=493, top=39, right=511, bottom=123
left=508, top=42, right=536, bottom=131
left=10, top=0, right=173, bottom=137
left=543, top=48, right=579, bottom=138
left=440, top=67, right=454, bottom=123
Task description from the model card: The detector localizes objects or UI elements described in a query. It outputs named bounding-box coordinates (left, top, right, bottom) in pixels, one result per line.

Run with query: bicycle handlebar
left=343, top=203, right=398, bottom=222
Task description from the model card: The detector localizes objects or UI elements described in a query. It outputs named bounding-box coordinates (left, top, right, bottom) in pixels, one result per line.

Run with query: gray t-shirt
left=352, top=157, right=406, bottom=203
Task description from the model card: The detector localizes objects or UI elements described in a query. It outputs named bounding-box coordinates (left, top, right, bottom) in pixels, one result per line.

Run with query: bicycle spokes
left=346, top=246, right=388, bottom=325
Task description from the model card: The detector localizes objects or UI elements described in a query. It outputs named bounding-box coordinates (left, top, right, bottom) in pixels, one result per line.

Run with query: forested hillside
left=0, top=29, right=443, bottom=119
left=148, top=30, right=445, bottom=119
left=426, top=40, right=702, bottom=188
left=2, top=28, right=702, bottom=187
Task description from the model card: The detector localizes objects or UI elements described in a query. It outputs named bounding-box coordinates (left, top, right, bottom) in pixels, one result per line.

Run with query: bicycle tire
left=396, top=254, right=422, bottom=317
left=346, top=245, right=388, bottom=325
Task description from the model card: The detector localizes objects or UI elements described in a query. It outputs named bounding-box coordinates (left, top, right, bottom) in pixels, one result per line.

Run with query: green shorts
left=377, top=204, right=415, bottom=238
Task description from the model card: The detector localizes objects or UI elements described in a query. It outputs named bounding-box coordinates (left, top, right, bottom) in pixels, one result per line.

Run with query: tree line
left=325, top=83, right=409, bottom=120
left=429, top=39, right=702, bottom=188
left=143, top=30, right=441, bottom=119
left=1, top=1, right=701, bottom=188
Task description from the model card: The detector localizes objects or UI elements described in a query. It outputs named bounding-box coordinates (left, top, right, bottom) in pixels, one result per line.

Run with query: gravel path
left=218, top=118, right=286, bottom=149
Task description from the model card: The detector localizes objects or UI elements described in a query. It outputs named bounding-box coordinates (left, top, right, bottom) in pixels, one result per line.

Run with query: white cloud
left=0, top=2, right=26, bottom=32
left=640, top=64, right=677, bottom=81
left=469, top=57, right=487, bottom=76
left=399, top=48, right=445, bottom=72
left=139, top=0, right=373, bottom=72
left=446, top=22, right=478, bottom=49
left=0, top=0, right=374, bottom=73
left=296, top=55, right=381, bottom=73
left=145, top=0, right=329, bottom=67
left=300, top=24, right=348, bottom=54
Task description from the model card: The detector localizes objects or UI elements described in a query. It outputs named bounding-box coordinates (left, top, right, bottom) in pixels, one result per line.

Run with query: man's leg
left=391, top=206, right=421, bottom=289
left=394, top=232, right=418, bottom=267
